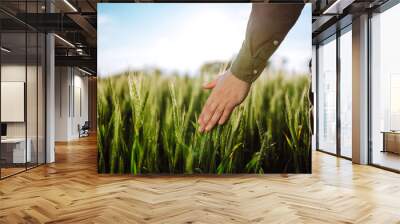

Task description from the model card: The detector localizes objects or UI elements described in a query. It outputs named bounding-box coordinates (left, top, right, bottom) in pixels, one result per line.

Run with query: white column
left=352, top=14, right=369, bottom=164
left=46, top=32, right=55, bottom=163
left=45, top=0, right=55, bottom=164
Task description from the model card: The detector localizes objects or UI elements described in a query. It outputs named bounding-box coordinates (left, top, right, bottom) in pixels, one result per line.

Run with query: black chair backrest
left=82, top=121, right=90, bottom=129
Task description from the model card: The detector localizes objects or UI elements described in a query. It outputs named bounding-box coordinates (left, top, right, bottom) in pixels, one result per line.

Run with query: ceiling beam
left=55, top=55, right=96, bottom=73
left=67, top=13, right=97, bottom=40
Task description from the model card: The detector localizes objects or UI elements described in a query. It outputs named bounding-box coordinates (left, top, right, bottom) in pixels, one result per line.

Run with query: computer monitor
left=1, top=123, right=7, bottom=137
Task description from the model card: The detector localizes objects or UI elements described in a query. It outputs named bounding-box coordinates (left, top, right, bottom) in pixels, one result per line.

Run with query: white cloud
left=98, top=14, right=111, bottom=26
left=98, top=4, right=311, bottom=77
left=98, top=6, right=250, bottom=76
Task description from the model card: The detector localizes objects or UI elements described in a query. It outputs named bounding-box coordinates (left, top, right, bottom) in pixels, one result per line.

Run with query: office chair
left=79, top=121, right=90, bottom=138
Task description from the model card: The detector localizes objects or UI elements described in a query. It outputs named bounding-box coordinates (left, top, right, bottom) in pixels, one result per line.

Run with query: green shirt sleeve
left=230, top=3, right=304, bottom=83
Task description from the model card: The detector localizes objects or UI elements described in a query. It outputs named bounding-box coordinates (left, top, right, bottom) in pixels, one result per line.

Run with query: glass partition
left=370, top=3, right=400, bottom=171
left=27, top=30, right=38, bottom=169
left=0, top=1, right=46, bottom=179
left=38, top=32, right=45, bottom=165
left=339, top=28, right=352, bottom=158
left=317, top=36, right=337, bottom=154
left=1, top=30, right=28, bottom=177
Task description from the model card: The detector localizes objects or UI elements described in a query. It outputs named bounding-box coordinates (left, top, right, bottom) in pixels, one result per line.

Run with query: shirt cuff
left=230, top=39, right=278, bottom=83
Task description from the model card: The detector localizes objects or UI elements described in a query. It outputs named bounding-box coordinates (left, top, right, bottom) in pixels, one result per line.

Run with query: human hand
left=198, top=70, right=250, bottom=132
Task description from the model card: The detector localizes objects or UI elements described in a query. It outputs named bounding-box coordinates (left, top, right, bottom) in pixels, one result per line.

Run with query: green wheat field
left=97, top=68, right=311, bottom=174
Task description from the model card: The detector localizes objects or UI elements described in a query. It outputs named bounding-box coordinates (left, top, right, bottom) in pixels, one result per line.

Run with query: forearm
left=230, top=4, right=304, bottom=83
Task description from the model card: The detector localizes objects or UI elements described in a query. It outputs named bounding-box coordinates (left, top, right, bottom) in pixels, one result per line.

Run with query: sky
left=98, top=3, right=311, bottom=77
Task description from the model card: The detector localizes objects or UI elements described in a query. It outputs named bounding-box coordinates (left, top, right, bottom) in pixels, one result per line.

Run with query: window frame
left=367, top=0, right=400, bottom=173
left=315, top=23, right=353, bottom=161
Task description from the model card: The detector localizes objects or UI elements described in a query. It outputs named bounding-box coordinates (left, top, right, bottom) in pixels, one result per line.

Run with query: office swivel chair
left=1, top=123, right=7, bottom=140
left=79, top=121, right=90, bottom=138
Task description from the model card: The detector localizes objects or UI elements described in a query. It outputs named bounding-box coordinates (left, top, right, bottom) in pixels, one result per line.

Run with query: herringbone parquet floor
left=1, top=135, right=400, bottom=224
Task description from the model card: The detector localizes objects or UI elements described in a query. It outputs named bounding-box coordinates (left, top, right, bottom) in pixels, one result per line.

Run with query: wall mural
left=97, top=3, right=312, bottom=174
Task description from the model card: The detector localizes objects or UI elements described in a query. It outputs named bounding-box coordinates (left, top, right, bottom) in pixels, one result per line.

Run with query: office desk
left=381, top=131, right=400, bottom=154
left=1, top=138, right=31, bottom=163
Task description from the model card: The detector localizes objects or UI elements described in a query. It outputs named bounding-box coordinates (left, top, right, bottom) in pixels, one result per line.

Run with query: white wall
left=54, top=67, right=89, bottom=141
left=1, top=63, right=46, bottom=164
left=71, top=73, right=89, bottom=138
left=1, top=65, right=38, bottom=138
left=55, top=66, right=70, bottom=141
left=1, top=65, right=26, bottom=140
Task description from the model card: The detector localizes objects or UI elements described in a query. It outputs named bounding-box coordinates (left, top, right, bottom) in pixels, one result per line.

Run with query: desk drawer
left=384, top=133, right=400, bottom=154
